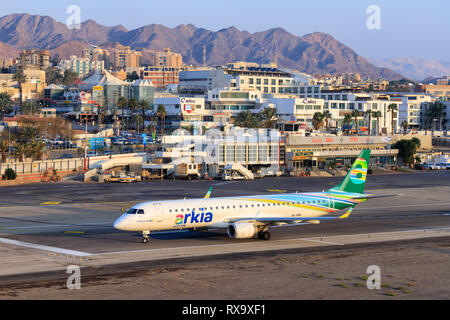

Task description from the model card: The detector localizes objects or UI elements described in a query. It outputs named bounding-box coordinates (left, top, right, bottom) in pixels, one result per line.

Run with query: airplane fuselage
left=113, top=192, right=361, bottom=233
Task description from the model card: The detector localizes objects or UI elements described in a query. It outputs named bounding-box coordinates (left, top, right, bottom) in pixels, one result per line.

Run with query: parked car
left=60, top=154, right=74, bottom=159
left=104, top=150, right=113, bottom=156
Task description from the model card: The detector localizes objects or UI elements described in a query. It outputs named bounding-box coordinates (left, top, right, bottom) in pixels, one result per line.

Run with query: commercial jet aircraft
left=114, top=150, right=393, bottom=243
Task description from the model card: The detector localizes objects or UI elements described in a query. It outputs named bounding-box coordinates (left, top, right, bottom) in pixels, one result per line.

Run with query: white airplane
left=114, top=150, right=391, bottom=243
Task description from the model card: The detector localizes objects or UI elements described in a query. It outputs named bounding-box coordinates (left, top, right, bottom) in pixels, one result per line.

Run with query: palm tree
left=0, top=92, right=13, bottom=120
left=234, top=111, right=258, bottom=128
left=363, top=110, right=373, bottom=135
left=343, top=114, right=353, bottom=135
left=13, top=71, right=27, bottom=109
left=21, top=101, right=40, bottom=115
left=31, top=140, right=45, bottom=160
left=156, top=104, right=167, bottom=134
left=117, top=96, right=128, bottom=130
left=13, top=143, right=27, bottom=162
left=127, top=98, right=138, bottom=130
left=425, top=101, right=446, bottom=134
left=401, top=120, right=408, bottom=134
left=312, top=112, right=324, bottom=130
left=138, top=100, right=150, bottom=132
left=351, top=110, right=361, bottom=133
left=0, top=140, right=9, bottom=163
left=322, top=110, right=332, bottom=131
left=387, top=103, right=398, bottom=135
left=372, top=111, right=383, bottom=135
left=20, top=126, right=40, bottom=143
left=259, top=107, right=277, bottom=128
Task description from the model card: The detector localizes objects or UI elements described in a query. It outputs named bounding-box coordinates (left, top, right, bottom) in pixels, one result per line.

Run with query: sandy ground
left=1, top=239, right=450, bottom=300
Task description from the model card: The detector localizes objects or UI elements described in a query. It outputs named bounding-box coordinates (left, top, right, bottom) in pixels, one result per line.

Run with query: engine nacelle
left=227, top=223, right=258, bottom=239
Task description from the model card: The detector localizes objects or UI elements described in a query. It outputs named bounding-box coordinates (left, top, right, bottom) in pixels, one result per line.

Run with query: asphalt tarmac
left=0, top=171, right=449, bottom=254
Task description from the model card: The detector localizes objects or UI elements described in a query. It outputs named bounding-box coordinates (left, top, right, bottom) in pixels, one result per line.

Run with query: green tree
left=30, top=140, right=45, bottom=160
left=387, top=103, right=398, bottom=135
left=364, top=110, right=373, bottom=135
left=0, top=139, right=9, bottom=163
left=258, top=107, right=277, bottom=128
left=322, top=110, right=332, bottom=130
left=425, top=101, right=446, bottom=134
left=343, top=114, right=353, bottom=134
left=21, top=101, right=41, bottom=115
left=312, top=112, right=324, bottom=130
left=156, top=104, right=167, bottom=134
left=2, top=168, right=16, bottom=180
left=13, top=143, right=27, bottom=162
left=182, top=124, right=195, bottom=134
left=126, top=71, right=139, bottom=82
left=62, top=69, right=78, bottom=87
left=401, top=120, right=408, bottom=134
left=19, top=125, right=41, bottom=143
left=45, top=67, right=63, bottom=85
left=138, top=100, right=150, bottom=133
left=233, top=111, right=258, bottom=128
left=117, top=97, right=128, bottom=129
left=128, top=98, right=138, bottom=130
left=392, top=138, right=421, bottom=167
left=0, top=92, right=13, bottom=120
left=372, top=111, right=383, bottom=135
left=13, top=71, right=27, bottom=109
left=351, top=110, right=361, bottom=133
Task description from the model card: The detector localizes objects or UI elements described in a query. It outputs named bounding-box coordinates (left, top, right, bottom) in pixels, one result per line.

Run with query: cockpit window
left=126, top=209, right=137, bottom=214
left=137, top=209, right=145, bottom=214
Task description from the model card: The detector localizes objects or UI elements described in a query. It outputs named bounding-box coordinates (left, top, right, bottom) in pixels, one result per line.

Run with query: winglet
left=204, top=187, right=213, bottom=199
left=339, top=205, right=355, bottom=219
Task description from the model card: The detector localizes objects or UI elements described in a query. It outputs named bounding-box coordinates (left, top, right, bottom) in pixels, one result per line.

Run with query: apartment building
left=147, top=48, right=183, bottom=67
left=113, top=46, right=141, bottom=70
left=397, top=94, right=433, bottom=130
left=59, top=55, right=105, bottom=76
left=141, top=66, right=188, bottom=89
left=18, top=49, right=51, bottom=70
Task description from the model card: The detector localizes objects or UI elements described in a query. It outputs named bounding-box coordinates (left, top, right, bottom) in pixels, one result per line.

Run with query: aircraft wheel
left=258, top=231, right=271, bottom=240
left=261, top=231, right=271, bottom=240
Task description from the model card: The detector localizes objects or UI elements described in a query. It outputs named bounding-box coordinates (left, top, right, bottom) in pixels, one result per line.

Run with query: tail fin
left=329, top=150, right=371, bottom=194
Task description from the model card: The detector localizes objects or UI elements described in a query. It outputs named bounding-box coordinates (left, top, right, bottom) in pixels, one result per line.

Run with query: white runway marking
left=0, top=237, right=92, bottom=257
left=0, top=221, right=113, bottom=230
left=294, top=238, right=345, bottom=246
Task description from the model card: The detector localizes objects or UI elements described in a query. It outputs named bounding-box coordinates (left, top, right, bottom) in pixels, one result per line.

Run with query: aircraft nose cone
left=113, top=216, right=127, bottom=230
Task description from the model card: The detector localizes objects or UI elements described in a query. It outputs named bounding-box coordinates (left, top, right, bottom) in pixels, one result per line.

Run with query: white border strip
left=0, top=237, right=92, bottom=257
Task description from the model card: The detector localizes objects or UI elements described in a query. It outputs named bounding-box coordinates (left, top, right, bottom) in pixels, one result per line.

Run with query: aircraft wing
left=226, top=206, right=356, bottom=225
left=350, top=193, right=400, bottom=200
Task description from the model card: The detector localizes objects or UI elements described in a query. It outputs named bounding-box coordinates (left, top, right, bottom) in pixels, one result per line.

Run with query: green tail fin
left=329, top=150, right=371, bottom=194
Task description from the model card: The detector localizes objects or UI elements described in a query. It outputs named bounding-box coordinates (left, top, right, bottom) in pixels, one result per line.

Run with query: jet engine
left=227, top=223, right=258, bottom=239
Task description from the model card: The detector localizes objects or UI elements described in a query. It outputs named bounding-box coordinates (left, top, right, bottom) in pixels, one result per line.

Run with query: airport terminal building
left=285, top=135, right=398, bottom=172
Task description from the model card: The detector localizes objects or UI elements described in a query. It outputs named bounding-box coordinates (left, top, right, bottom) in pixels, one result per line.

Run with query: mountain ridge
left=0, top=13, right=403, bottom=79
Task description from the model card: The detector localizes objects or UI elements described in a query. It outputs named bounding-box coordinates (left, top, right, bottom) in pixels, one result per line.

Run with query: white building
left=397, top=94, right=432, bottom=130
left=59, top=56, right=105, bottom=77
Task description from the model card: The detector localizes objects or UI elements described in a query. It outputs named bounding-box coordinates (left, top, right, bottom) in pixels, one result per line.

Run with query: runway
left=0, top=171, right=450, bottom=282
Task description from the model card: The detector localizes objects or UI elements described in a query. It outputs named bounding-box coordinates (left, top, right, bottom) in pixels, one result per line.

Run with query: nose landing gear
left=142, top=231, right=150, bottom=243
left=257, top=230, right=271, bottom=240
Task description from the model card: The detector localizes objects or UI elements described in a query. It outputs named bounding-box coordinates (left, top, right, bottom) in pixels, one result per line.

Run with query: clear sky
left=1, top=0, right=449, bottom=60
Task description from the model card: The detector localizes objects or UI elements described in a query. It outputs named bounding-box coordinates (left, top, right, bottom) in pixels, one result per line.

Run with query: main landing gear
left=257, top=230, right=271, bottom=240
left=142, top=231, right=150, bottom=244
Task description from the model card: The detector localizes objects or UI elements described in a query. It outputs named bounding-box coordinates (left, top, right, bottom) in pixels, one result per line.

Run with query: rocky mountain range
left=370, top=57, right=450, bottom=81
left=0, top=13, right=403, bottom=79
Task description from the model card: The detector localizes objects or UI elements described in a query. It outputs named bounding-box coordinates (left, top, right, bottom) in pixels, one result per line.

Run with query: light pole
left=8, top=124, right=10, bottom=161
left=83, top=114, right=88, bottom=171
